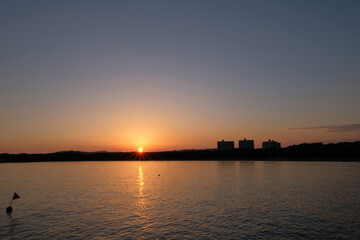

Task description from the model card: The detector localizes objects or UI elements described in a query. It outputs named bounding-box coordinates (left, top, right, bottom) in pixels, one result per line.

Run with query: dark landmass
left=1, top=141, right=360, bottom=163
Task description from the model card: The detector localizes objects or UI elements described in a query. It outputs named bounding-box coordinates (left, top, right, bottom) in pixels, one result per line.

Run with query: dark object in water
left=6, top=206, right=12, bottom=213
left=6, top=192, right=20, bottom=214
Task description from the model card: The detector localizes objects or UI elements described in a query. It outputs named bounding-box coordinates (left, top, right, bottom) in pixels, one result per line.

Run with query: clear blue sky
left=1, top=0, right=359, bottom=153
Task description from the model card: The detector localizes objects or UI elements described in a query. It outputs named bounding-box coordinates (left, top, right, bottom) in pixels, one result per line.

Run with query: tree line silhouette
left=1, top=141, right=359, bottom=162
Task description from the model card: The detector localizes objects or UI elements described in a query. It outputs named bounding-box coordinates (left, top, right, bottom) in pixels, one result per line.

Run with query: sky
left=1, top=0, right=360, bottom=153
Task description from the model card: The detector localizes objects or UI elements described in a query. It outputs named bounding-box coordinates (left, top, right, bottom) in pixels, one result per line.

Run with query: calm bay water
left=0, top=161, right=359, bottom=239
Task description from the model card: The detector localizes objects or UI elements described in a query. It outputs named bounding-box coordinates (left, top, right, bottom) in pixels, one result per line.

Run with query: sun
left=138, top=147, right=143, bottom=153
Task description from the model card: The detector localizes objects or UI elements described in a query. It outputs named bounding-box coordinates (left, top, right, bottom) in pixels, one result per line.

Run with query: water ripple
left=0, top=161, right=359, bottom=239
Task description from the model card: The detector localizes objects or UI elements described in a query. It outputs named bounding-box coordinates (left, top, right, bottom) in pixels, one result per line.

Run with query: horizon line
left=1, top=140, right=359, bottom=155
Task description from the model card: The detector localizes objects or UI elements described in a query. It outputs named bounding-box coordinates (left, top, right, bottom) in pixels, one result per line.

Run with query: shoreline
left=1, top=158, right=360, bottom=163
left=1, top=141, right=359, bottom=163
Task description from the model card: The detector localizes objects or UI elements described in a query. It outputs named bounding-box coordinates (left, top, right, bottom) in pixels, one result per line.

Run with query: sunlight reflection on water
left=0, top=161, right=359, bottom=239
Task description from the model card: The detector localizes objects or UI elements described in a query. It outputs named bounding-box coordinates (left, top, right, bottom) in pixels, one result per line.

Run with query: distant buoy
left=6, top=206, right=12, bottom=214
left=6, top=192, right=20, bottom=214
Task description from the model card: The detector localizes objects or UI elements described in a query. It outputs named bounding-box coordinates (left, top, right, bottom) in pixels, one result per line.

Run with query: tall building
left=238, top=138, right=254, bottom=149
left=262, top=139, right=281, bottom=149
left=217, top=140, right=235, bottom=150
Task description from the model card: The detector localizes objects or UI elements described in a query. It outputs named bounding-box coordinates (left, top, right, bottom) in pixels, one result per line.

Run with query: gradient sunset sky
left=1, top=0, right=359, bottom=153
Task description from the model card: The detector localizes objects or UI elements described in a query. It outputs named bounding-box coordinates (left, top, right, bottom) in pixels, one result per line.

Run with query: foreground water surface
left=0, top=161, right=359, bottom=239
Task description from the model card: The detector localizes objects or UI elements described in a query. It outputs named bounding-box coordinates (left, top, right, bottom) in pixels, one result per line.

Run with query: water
left=0, top=161, right=359, bottom=239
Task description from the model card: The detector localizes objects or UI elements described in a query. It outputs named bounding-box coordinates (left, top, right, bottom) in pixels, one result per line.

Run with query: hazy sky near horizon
left=1, top=0, right=360, bottom=153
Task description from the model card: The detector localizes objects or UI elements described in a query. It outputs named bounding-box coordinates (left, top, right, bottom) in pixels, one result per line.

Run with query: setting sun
left=138, top=147, right=143, bottom=153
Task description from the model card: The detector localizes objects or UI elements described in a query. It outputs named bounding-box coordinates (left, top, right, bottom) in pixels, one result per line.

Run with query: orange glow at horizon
left=0, top=106, right=358, bottom=154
